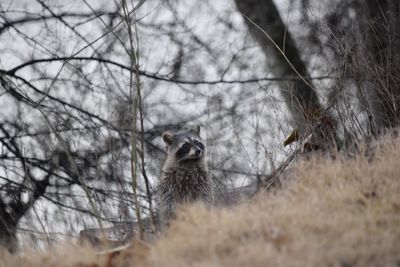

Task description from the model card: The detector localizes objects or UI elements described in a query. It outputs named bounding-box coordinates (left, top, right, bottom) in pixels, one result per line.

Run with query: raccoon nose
left=195, top=149, right=201, bottom=156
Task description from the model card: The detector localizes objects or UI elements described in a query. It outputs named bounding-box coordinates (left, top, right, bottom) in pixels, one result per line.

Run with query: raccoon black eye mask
left=176, top=139, right=205, bottom=159
left=194, top=140, right=204, bottom=150
left=176, top=142, right=191, bottom=157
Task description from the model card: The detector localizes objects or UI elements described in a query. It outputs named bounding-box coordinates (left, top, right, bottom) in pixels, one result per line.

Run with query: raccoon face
left=162, top=125, right=205, bottom=162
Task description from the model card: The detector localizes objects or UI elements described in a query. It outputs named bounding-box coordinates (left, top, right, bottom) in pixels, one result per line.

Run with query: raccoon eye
left=182, top=143, right=190, bottom=150
left=194, top=140, right=204, bottom=150
left=176, top=142, right=191, bottom=158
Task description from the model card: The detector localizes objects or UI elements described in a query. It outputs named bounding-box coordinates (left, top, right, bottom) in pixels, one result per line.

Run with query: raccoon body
left=158, top=125, right=212, bottom=228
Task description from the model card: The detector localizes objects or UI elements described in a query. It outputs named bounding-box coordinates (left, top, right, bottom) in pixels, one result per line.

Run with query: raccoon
left=158, top=125, right=212, bottom=228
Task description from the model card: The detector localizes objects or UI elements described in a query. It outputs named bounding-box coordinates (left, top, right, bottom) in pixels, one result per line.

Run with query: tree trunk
left=0, top=167, right=50, bottom=252
left=234, top=0, right=337, bottom=148
left=365, top=0, right=400, bottom=131
left=0, top=205, right=18, bottom=252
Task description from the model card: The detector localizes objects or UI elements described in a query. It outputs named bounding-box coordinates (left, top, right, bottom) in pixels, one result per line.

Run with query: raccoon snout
left=195, top=149, right=201, bottom=156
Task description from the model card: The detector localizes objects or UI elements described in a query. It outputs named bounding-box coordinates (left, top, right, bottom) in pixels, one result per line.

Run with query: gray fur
left=157, top=125, right=212, bottom=228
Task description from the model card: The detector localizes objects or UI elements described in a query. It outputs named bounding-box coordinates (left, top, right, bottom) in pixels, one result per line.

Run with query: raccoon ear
left=191, top=124, right=200, bottom=135
left=162, top=131, right=174, bottom=145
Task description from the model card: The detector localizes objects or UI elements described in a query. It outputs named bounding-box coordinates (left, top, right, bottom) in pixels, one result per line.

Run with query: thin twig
left=122, top=0, right=144, bottom=240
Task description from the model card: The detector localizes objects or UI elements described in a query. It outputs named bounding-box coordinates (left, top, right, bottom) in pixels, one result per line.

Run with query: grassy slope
left=2, top=136, right=400, bottom=267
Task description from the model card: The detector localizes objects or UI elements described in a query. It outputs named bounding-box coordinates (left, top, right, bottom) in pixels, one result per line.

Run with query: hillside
left=2, top=135, right=400, bottom=267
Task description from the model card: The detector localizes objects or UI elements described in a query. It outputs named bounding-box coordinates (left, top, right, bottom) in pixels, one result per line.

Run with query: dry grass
left=2, top=135, right=400, bottom=267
